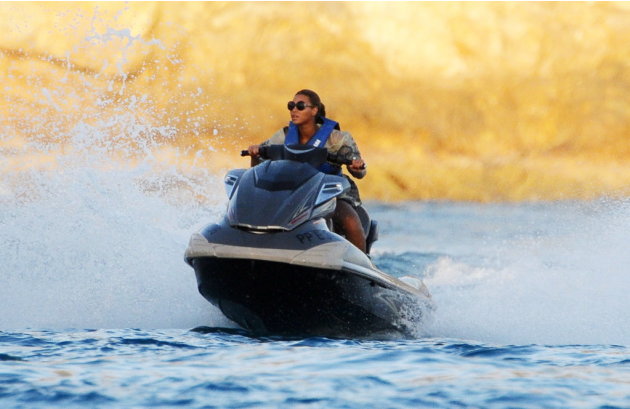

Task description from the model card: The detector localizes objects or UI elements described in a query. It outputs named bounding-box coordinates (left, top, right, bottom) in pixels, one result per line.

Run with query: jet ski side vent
left=224, top=169, right=246, bottom=199
left=224, top=174, right=239, bottom=198
left=315, top=182, right=345, bottom=206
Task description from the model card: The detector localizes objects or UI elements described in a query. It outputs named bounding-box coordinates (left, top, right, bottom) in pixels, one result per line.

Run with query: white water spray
left=420, top=200, right=630, bottom=345
left=0, top=120, right=236, bottom=329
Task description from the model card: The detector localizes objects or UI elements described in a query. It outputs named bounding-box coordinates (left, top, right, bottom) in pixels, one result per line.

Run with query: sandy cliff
left=2, top=2, right=629, bottom=201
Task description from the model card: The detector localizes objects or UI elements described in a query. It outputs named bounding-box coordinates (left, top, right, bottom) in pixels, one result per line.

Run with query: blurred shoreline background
left=2, top=1, right=629, bottom=202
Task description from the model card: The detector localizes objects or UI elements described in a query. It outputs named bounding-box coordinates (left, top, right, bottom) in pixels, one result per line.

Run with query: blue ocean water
left=1, top=327, right=628, bottom=409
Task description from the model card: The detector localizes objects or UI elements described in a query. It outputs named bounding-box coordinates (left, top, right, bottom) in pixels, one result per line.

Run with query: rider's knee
left=336, top=202, right=364, bottom=235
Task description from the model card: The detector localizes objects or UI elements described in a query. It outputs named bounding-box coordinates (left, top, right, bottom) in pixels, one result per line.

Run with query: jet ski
left=184, top=144, right=433, bottom=338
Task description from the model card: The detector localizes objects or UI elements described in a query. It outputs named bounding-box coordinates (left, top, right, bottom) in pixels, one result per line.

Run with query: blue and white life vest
left=284, top=117, right=341, bottom=175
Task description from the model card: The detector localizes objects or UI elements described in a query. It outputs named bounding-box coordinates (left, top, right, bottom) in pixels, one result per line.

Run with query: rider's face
left=289, top=94, right=317, bottom=126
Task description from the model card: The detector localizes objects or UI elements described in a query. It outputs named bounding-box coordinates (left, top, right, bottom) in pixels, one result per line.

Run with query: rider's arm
left=329, top=130, right=367, bottom=179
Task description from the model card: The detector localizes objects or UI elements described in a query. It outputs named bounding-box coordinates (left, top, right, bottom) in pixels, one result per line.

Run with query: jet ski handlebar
left=241, top=144, right=365, bottom=168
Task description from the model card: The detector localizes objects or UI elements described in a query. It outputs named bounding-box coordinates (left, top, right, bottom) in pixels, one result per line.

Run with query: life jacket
left=283, top=117, right=342, bottom=175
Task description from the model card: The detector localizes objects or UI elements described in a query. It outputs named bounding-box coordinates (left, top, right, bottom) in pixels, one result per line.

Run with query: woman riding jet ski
left=184, top=91, right=433, bottom=338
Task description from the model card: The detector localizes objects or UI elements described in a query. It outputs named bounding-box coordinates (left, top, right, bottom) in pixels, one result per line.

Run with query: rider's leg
left=333, top=200, right=366, bottom=253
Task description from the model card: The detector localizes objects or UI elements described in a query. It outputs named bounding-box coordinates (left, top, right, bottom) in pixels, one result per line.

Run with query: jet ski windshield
left=254, top=161, right=319, bottom=191
left=260, top=144, right=329, bottom=168
left=251, top=144, right=328, bottom=191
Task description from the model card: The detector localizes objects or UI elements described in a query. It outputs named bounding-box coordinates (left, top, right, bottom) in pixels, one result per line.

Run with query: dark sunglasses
left=287, top=101, right=315, bottom=111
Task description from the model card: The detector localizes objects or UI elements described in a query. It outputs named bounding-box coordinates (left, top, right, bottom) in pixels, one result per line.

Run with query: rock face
left=2, top=2, right=630, bottom=201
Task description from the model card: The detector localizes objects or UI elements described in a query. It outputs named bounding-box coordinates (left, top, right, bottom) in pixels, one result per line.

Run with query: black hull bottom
left=192, top=257, right=426, bottom=338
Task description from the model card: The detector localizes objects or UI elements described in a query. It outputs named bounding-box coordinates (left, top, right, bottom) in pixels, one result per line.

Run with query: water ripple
left=0, top=329, right=628, bottom=408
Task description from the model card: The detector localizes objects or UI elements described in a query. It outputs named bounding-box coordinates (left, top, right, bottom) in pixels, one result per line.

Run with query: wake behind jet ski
left=184, top=144, right=433, bottom=338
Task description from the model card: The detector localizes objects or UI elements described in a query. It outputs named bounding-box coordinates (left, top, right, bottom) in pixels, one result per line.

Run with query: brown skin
left=248, top=93, right=368, bottom=253
left=333, top=200, right=366, bottom=253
